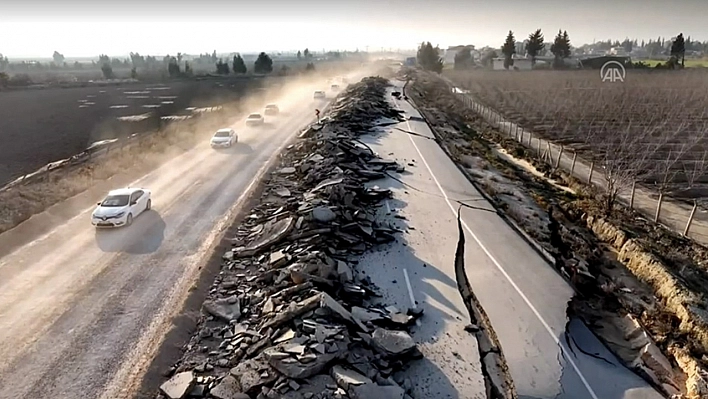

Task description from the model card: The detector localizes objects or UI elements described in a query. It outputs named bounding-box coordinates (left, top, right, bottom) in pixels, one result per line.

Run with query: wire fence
left=442, top=79, right=708, bottom=243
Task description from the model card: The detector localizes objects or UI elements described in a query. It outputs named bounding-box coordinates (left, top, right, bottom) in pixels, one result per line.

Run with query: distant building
left=444, top=45, right=475, bottom=65
left=608, top=47, right=627, bottom=56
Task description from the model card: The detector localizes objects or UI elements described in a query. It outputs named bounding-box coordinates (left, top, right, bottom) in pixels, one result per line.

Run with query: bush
left=9, top=73, right=32, bottom=86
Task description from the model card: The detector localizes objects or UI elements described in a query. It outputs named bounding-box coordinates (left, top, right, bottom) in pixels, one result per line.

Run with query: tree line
left=0, top=48, right=325, bottom=78
left=416, top=30, right=700, bottom=72
left=0, top=49, right=322, bottom=86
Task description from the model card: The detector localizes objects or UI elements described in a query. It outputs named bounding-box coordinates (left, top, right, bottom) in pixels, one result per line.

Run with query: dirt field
left=407, top=69, right=708, bottom=398
left=445, top=69, right=708, bottom=203
left=0, top=76, right=276, bottom=185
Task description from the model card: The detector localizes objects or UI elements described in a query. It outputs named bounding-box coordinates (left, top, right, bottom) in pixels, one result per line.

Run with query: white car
left=211, top=128, right=238, bottom=148
left=245, top=113, right=265, bottom=126
left=264, top=104, right=279, bottom=116
left=92, top=187, right=152, bottom=228
left=330, top=84, right=340, bottom=91
left=313, top=90, right=326, bottom=100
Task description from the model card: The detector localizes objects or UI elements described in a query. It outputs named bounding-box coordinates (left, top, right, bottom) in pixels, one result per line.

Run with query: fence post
left=527, top=131, right=532, bottom=146
left=537, top=138, right=542, bottom=158
left=655, top=192, right=664, bottom=223
left=629, top=181, right=636, bottom=209
left=555, top=146, right=564, bottom=169
left=684, top=201, right=698, bottom=236
left=570, top=152, right=577, bottom=175
left=588, top=161, right=594, bottom=183
left=546, top=142, right=553, bottom=165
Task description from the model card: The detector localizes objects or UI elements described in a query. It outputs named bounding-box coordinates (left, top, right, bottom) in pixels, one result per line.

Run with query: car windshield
left=248, top=114, right=261, bottom=118
left=101, top=194, right=129, bottom=207
left=214, top=131, right=231, bottom=137
left=266, top=105, right=277, bottom=109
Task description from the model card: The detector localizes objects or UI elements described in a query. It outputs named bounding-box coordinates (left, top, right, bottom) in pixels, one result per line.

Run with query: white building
left=444, top=45, right=475, bottom=65
left=608, top=47, right=627, bottom=56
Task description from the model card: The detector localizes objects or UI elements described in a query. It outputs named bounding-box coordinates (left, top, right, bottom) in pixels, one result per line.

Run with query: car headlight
left=115, top=212, right=125, bottom=217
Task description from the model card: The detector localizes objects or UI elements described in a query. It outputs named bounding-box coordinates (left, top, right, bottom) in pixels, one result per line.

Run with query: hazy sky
left=1, top=0, right=707, bottom=58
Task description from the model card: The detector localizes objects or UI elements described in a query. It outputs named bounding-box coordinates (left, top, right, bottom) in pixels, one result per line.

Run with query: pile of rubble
left=158, top=77, right=425, bottom=399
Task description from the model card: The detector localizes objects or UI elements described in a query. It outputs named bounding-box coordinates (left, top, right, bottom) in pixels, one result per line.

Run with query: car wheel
left=146, top=199, right=151, bottom=211
left=126, top=213, right=133, bottom=226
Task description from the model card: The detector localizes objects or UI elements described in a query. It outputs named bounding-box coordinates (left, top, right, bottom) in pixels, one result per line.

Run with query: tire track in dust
left=0, top=145, right=221, bottom=383
left=2, top=110, right=316, bottom=399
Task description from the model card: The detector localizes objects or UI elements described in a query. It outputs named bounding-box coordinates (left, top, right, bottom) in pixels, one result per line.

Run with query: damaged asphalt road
left=158, top=77, right=435, bottom=399
left=347, top=78, right=664, bottom=399
left=161, top=74, right=666, bottom=399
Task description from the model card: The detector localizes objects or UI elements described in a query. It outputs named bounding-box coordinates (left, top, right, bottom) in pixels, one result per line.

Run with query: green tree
left=550, top=29, right=572, bottom=68
left=670, top=33, right=686, bottom=68
left=453, top=47, right=473, bottom=70
left=526, top=29, right=545, bottom=66
left=184, top=61, right=193, bottom=76
left=254, top=52, right=273, bottom=74
left=416, top=42, right=443, bottom=73
left=297, top=50, right=302, bottom=60
left=501, top=31, right=516, bottom=70
left=101, top=62, right=114, bottom=79
left=232, top=54, right=247, bottom=74
left=0, top=72, right=8, bottom=88
left=303, top=48, right=311, bottom=59
left=0, top=54, right=8, bottom=71
left=305, top=62, right=315, bottom=72
left=167, top=56, right=181, bottom=77
left=130, top=67, right=137, bottom=79
left=215, top=59, right=230, bottom=74
left=52, top=51, right=65, bottom=66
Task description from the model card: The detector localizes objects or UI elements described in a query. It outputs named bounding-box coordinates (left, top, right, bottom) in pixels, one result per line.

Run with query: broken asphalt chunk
left=371, top=328, right=416, bottom=357
left=160, top=371, right=194, bottom=399
left=203, top=296, right=241, bottom=323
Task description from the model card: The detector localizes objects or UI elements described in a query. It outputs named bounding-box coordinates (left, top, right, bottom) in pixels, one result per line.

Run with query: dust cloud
left=0, top=62, right=380, bottom=254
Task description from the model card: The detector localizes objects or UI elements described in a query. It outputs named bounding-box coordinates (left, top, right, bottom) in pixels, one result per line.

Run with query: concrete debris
left=331, top=365, right=372, bottom=390
left=160, top=371, right=195, bottom=399
left=160, top=77, right=428, bottom=399
left=203, top=297, right=241, bottom=323
left=210, top=375, right=250, bottom=399
left=371, top=328, right=416, bottom=357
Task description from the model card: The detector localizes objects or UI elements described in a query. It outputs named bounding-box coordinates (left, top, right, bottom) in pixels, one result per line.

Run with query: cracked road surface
left=354, top=79, right=664, bottom=399
left=0, top=79, right=349, bottom=399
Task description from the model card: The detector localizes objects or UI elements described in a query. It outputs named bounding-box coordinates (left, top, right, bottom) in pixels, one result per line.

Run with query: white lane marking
left=403, top=268, right=416, bottom=307
left=398, top=95, right=600, bottom=399
left=385, top=199, right=391, bottom=214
